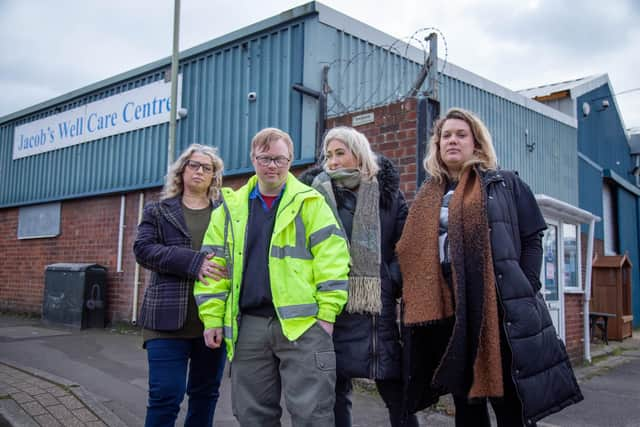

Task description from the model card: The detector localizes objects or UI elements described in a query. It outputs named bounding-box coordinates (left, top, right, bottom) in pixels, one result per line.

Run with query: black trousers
left=335, top=375, right=419, bottom=427
left=452, top=344, right=536, bottom=427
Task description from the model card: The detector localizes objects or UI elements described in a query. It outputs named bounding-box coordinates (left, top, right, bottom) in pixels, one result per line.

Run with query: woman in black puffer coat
left=299, top=126, right=415, bottom=427
left=397, top=108, right=582, bottom=427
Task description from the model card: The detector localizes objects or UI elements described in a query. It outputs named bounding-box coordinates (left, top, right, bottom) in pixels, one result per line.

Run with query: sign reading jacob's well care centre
left=13, top=75, right=183, bottom=160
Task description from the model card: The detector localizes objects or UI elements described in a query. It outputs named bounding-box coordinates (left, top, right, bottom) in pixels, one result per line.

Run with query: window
left=17, top=203, right=61, bottom=239
left=563, top=223, right=580, bottom=290
left=602, top=183, right=618, bottom=255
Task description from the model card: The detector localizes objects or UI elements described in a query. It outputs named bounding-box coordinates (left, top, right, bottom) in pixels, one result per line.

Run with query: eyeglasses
left=185, top=160, right=214, bottom=174
left=255, top=155, right=290, bottom=168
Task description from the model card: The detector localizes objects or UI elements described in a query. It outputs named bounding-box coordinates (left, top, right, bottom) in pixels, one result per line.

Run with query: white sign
left=352, top=112, right=375, bottom=127
left=13, top=75, right=183, bottom=160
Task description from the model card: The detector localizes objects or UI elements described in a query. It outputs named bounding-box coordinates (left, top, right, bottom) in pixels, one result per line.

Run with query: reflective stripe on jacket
left=194, top=172, right=350, bottom=360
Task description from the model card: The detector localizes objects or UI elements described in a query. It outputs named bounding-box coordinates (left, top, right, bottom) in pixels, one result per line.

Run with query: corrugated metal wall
left=439, top=75, right=578, bottom=205
left=579, top=157, right=605, bottom=238
left=0, top=72, right=168, bottom=207
left=324, top=31, right=421, bottom=116
left=617, top=188, right=640, bottom=326
left=177, top=22, right=305, bottom=172
left=314, top=24, right=577, bottom=204
left=1, top=6, right=577, bottom=208
left=577, top=85, right=632, bottom=178
left=0, top=20, right=306, bottom=208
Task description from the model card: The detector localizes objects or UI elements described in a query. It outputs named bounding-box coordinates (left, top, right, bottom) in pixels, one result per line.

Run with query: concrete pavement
left=0, top=312, right=638, bottom=426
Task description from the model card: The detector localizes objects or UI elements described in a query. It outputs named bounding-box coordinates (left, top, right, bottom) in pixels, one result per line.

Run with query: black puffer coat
left=299, top=156, right=408, bottom=380
left=404, top=169, right=583, bottom=425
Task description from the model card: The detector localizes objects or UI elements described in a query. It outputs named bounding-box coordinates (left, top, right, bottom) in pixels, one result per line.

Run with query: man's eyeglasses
left=255, top=155, right=290, bottom=168
left=185, top=160, right=214, bottom=174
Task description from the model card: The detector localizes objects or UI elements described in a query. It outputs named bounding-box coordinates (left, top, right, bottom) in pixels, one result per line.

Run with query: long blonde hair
left=424, top=108, right=497, bottom=183
left=161, top=144, right=224, bottom=201
left=322, top=126, right=379, bottom=179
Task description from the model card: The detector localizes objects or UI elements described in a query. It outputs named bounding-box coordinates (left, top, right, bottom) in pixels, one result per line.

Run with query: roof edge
left=315, top=2, right=576, bottom=127
left=0, top=2, right=320, bottom=126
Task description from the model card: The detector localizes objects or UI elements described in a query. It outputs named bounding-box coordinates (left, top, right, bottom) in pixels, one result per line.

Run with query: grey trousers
left=231, top=314, right=336, bottom=427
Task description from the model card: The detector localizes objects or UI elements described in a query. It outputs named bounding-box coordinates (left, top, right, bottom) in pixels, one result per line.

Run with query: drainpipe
left=132, top=192, right=145, bottom=325
left=583, top=218, right=596, bottom=363
left=116, top=195, right=126, bottom=272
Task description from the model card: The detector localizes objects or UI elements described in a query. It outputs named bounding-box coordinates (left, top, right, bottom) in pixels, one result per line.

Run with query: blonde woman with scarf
left=397, top=108, right=583, bottom=426
left=299, top=126, right=417, bottom=427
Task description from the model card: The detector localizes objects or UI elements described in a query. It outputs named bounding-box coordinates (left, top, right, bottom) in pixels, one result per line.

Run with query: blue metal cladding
left=616, top=187, right=640, bottom=326
left=579, top=157, right=605, bottom=238
left=177, top=23, right=305, bottom=171
left=578, top=84, right=633, bottom=180
left=322, top=31, right=423, bottom=117
left=576, top=84, right=640, bottom=326
left=438, top=75, right=578, bottom=204
left=0, top=20, right=305, bottom=208
left=0, top=72, right=169, bottom=207
left=313, top=23, right=577, bottom=204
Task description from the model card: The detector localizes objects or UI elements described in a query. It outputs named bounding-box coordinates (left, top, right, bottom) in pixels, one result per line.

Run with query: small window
left=17, top=203, right=61, bottom=239
left=563, top=223, right=580, bottom=290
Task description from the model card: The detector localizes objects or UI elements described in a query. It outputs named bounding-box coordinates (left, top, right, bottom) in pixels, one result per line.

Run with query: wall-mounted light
left=597, top=99, right=610, bottom=112
left=524, top=128, right=536, bottom=152
left=177, top=108, right=188, bottom=119
left=583, top=99, right=610, bottom=116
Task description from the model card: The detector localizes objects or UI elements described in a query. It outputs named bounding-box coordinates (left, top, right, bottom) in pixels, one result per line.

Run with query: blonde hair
left=322, top=126, right=379, bottom=179
left=251, top=128, right=294, bottom=159
left=161, top=144, right=224, bottom=201
left=424, top=108, right=497, bottom=183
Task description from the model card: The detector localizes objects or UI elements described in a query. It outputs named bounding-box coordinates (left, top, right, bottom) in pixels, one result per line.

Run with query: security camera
left=248, top=92, right=257, bottom=102
left=602, top=100, right=609, bottom=109
left=177, top=108, right=188, bottom=119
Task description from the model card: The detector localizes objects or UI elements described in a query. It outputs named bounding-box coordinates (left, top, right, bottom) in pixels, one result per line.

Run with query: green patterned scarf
left=312, top=170, right=382, bottom=314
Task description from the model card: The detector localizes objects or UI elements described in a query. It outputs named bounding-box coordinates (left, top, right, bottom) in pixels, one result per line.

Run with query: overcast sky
left=1, top=0, right=639, bottom=131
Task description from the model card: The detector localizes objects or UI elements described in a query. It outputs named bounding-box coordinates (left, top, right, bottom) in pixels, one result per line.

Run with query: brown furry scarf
left=397, top=167, right=503, bottom=399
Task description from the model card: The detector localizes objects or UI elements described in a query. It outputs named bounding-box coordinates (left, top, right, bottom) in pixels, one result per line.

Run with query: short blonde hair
left=161, top=144, right=224, bottom=201
left=424, top=108, right=497, bottom=183
left=322, top=126, right=379, bottom=179
left=251, top=128, right=294, bottom=159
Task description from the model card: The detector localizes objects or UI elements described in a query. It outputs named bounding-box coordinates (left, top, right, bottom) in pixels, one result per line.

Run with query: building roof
left=518, top=74, right=605, bottom=99
left=0, top=1, right=575, bottom=128
left=518, top=74, right=628, bottom=135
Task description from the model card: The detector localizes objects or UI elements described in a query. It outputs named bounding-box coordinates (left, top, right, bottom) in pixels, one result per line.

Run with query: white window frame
left=562, top=221, right=583, bottom=294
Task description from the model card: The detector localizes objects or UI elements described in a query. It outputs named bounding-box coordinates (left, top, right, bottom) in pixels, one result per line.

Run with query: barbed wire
left=323, top=26, right=449, bottom=116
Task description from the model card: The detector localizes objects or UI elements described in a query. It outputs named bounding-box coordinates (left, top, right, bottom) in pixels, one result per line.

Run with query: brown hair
left=250, top=127, right=294, bottom=159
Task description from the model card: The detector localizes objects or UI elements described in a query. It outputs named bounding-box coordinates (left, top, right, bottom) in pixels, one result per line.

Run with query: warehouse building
left=1, top=2, right=601, bottom=360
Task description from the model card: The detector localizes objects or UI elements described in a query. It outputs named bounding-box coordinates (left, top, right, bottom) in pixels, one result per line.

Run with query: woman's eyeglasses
left=185, top=160, right=214, bottom=174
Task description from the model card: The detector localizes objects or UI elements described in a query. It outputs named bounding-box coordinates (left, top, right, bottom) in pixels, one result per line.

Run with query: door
left=541, top=222, right=565, bottom=339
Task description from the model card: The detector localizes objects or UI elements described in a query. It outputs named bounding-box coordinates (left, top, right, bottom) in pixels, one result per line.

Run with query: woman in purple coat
left=134, top=144, right=227, bottom=427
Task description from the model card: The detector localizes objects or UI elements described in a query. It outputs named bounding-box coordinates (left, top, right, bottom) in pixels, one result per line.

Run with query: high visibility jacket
left=194, top=173, right=350, bottom=360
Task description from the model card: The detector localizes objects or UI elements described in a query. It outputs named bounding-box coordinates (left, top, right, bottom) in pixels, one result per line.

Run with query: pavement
left=0, top=312, right=638, bottom=427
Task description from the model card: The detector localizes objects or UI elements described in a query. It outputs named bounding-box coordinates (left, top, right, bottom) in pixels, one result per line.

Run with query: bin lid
left=45, top=263, right=106, bottom=272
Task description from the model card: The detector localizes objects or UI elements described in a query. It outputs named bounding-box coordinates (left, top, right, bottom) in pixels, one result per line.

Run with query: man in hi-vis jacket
left=194, top=127, right=350, bottom=426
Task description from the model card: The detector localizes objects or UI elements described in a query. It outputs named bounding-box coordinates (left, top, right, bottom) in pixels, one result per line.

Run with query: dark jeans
left=145, top=337, right=226, bottom=427
left=335, top=375, right=418, bottom=427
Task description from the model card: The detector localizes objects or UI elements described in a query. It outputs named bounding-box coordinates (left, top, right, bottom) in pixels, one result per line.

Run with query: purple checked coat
left=133, top=196, right=218, bottom=331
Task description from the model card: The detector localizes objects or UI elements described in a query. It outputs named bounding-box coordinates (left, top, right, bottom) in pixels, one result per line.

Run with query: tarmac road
left=1, top=313, right=639, bottom=426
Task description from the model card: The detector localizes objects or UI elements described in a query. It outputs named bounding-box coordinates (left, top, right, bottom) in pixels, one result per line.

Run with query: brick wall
left=326, top=98, right=419, bottom=201
left=0, top=174, right=249, bottom=324
left=564, top=293, right=585, bottom=362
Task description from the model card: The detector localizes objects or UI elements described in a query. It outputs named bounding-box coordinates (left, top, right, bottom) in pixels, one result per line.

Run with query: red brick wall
left=0, top=174, right=250, bottom=324
left=564, top=293, right=585, bottom=362
left=326, top=98, right=419, bottom=201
